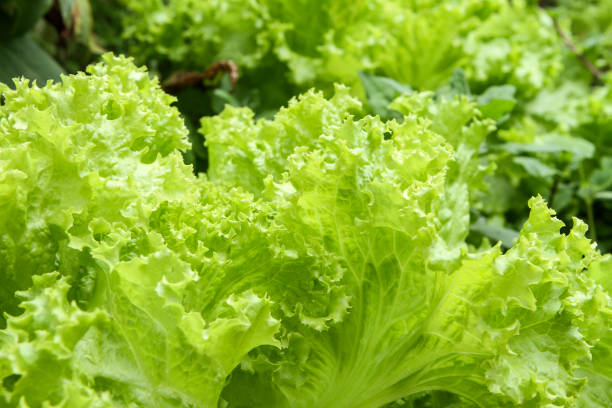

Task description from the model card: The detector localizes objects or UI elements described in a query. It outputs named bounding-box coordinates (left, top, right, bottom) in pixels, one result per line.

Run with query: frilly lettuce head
left=0, top=54, right=280, bottom=407
left=0, top=55, right=610, bottom=407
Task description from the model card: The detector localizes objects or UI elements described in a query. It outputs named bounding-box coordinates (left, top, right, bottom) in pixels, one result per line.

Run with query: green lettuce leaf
left=576, top=256, right=612, bottom=408
left=204, top=88, right=610, bottom=407
left=1, top=53, right=610, bottom=408
left=0, top=55, right=283, bottom=406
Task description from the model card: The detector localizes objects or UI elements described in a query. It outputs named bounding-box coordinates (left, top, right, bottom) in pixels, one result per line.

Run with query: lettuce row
left=116, top=0, right=561, bottom=97
left=98, top=0, right=612, bottom=252
left=0, top=55, right=610, bottom=407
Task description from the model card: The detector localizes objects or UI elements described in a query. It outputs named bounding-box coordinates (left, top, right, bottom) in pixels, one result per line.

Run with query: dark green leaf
left=436, top=68, right=471, bottom=100
left=358, top=71, right=412, bottom=120
left=448, top=68, right=470, bottom=96
left=499, top=134, right=594, bottom=164
left=212, top=89, right=240, bottom=114
left=595, top=191, right=612, bottom=201
left=477, top=85, right=516, bottom=120
left=0, top=35, right=64, bottom=87
left=471, top=218, right=519, bottom=248
left=0, top=0, right=54, bottom=40
left=579, top=157, right=612, bottom=200
left=513, top=156, right=557, bottom=178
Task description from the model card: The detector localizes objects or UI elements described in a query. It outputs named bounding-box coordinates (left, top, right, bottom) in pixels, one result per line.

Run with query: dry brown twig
left=162, top=60, right=239, bottom=94
left=552, top=18, right=603, bottom=81
left=536, top=0, right=604, bottom=81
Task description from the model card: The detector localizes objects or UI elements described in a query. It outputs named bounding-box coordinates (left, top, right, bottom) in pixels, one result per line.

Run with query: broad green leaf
left=595, top=191, right=612, bottom=201
left=358, top=71, right=412, bottom=119
left=499, top=134, right=594, bottom=164
left=470, top=217, right=519, bottom=248
left=579, top=157, right=612, bottom=200
left=58, top=0, right=76, bottom=24
left=0, top=0, right=53, bottom=40
left=513, top=156, right=557, bottom=178
left=477, top=85, right=516, bottom=120
left=0, top=36, right=64, bottom=87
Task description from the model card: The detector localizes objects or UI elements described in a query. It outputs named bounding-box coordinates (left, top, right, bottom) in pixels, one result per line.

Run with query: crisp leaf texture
left=0, top=55, right=610, bottom=408
left=204, top=88, right=610, bottom=407
left=0, top=55, right=282, bottom=407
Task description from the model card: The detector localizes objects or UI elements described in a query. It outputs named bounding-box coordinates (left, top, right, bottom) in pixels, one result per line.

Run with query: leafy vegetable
left=204, top=85, right=611, bottom=408
left=1, top=0, right=611, bottom=406
left=1, top=55, right=610, bottom=407
left=0, top=54, right=282, bottom=407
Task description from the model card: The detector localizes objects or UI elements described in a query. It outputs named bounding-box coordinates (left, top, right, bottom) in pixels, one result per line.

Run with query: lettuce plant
left=0, top=55, right=610, bottom=407
left=116, top=0, right=561, bottom=96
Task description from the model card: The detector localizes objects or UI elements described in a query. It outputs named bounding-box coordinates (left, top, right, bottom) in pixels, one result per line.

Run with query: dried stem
left=551, top=17, right=603, bottom=81
left=162, top=60, right=239, bottom=94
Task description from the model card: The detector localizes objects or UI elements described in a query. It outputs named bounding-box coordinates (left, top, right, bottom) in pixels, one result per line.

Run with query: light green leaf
left=576, top=256, right=612, bottom=408
left=0, top=55, right=287, bottom=407
left=205, top=88, right=606, bottom=407
left=1, top=50, right=609, bottom=408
